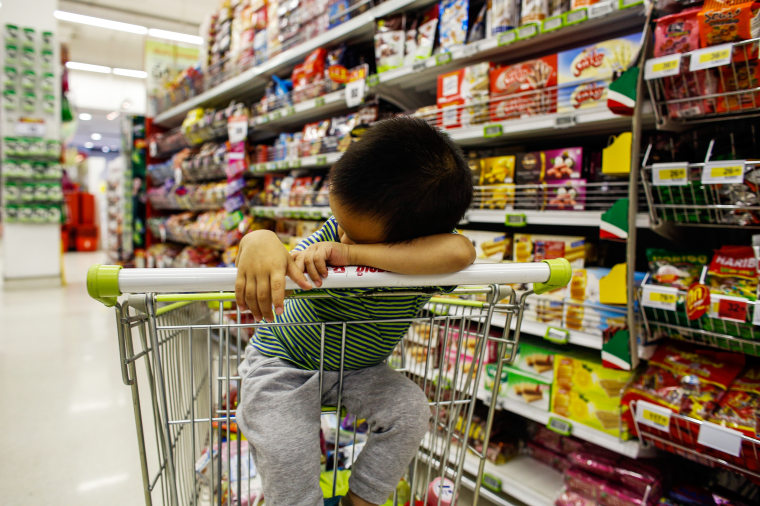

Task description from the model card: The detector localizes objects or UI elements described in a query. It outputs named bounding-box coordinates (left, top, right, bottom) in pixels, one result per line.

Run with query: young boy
left=234, top=116, right=475, bottom=506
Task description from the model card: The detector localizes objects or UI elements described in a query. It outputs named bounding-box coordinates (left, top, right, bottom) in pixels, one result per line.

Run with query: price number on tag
left=547, top=416, right=572, bottom=436
left=652, top=163, right=689, bottom=186
left=565, top=9, right=588, bottom=25
left=481, top=474, right=502, bottom=493
left=544, top=326, right=570, bottom=344
left=645, top=55, right=682, bottom=80
left=498, top=30, right=517, bottom=46
left=713, top=296, right=749, bottom=323
left=555, top=113, right=576, bottom=128
left=702, top=161, right=745, bottom=185
left=483, top=124, right=503, bottom=138
left=642, top=284, right=678, bottom=311
left=636, top=401, right=672, bottom=432
left=689, top=44, right=732, bottom=72
left=314, top=97, right=326, bottom=107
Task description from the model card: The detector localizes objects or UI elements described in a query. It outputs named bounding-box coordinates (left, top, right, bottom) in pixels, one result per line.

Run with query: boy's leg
left=237, top=346, right=324, bottom=506
left=324, top=364, right=431, bottom=505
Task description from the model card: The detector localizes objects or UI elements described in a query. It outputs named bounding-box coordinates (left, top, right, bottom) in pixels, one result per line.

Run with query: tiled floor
left=0, top=251, right=494, bottom=505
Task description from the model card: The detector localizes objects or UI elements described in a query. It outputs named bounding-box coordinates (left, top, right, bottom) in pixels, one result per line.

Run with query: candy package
left=653, top=7, right=701, bottom=57
left=490, top=0, right=520, bottom=36
left=546, top=179, right=586, bottom=211
left=645, top=249, right=710, bottom=290
left=374, top=15, right=405, bottom=73
left=568, top=451, right=663, bottom=498
left=706, top=245, right=759, bottom=300
left=438, top=0, right=468, bottom=51
left=522, top=0, right=550, bottom=24
left=662, top=70, right=720, bottom=119
left=710, top=366, right=760, bottom=437
left=415, top=5, right=439, bottom=59
left=404, top=15, right=419, bottom=65
left=716, top=59, right=760, bottom=114
left=698, top=0, right=760, bottom=48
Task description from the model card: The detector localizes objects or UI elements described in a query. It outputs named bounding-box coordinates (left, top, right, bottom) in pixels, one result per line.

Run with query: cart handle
left=87, top=259, right=571, bottom=307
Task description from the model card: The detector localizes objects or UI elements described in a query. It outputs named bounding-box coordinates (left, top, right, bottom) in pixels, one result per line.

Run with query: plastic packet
left=653, top=7, right=701, bottom=57
left=375, top=15, right=406, bottom=72
left=710, top=366, right=760, bottom=437
left=645, top=249, right=710, bottom=290
left=467, top=4, right=487, bottom=43
left=522, top=0, right=550, bottom=24
left=416, top=5, right=439, bottom=59
left=438, top=0, right=468, bottom=51
left=706, top=245, right=759, bottom=300
left=490, top=0, right=520, bottom=35
left=698, top=0, right=760, bottom=47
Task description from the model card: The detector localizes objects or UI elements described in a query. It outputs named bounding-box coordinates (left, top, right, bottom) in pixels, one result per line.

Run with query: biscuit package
left=438, top=0, right=469, bottom=50
left=489, top=0, right=520, bottom=36
left=374, top=15, right=405, bottom=73
left=653, top=7, right=701, bottom=57
left=547, top=179, right=586, bottom=211
left=646, top=249, right=711, bottom=291
left=490, top=56, right=559, bottom=121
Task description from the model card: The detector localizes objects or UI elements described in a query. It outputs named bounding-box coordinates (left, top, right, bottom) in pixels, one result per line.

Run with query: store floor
left=0, top=251, right=492, bottom=505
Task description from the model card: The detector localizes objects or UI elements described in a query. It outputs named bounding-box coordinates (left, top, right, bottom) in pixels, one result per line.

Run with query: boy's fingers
left=304, top=256, right=322, bottom=287
left=245, top=275, right=262, bottom=322
left=287, top=257, right=312, bottom=290
left=235, top=276, right=247, bottom=311
left=270, top=272, right=285, bottom=316
left=256, top=275, right=274, bottom=322
left=314, top=250, right=328, bottom=279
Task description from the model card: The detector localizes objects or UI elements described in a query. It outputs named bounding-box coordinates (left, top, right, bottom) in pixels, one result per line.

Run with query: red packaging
left=489, top=55, right=558, bottom=121
left=65, top=192, right=79, bottom=225
left=565, top=468, right=607, bottom=501
left=437, top=63, right=492, bottom=129
left=524, top=440, right=570, bottom=471
left=662, top=70, right=719, bottom=119
left=556, top=489, right=596, bottom=506
left=530, top=425, right=563, bottom=453
left=75, top=224, right=99, bottom=252
left=698, top=0, right=760, bottom=48
left=716, top=59, right=760, bottom=114
left=568, top=451, right=662, bottom=498
left=653, top=8, right=701, bottom=57
left=437, top=68, right=465, bottom=129
left=79, top=192, right=96, bottom=225
left=710, top=366, right=760, bottom=437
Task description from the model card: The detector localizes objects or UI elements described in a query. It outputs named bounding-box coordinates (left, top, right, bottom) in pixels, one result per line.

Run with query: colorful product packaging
left=646, top=249, right=711, bottom=291
left=544, top=147, right=583, bottom=180
left=554, top=352, right=633, bottom=400
left=489, top=55, right=558, bottom=121
left=546, top=179, right=586, bottom=211
left=513, top=339, right=564, bottom=380
left=437, top=63, right=491, bottom=129
left=489, top=0, right=520, bottom=36
left=460, top=230, right=513, bottom=261
left=375, top=15, right=406, bottom=73
left=513, top=233, right=586, bottom=267
left=653, top=7, right=702, bottom=57
left=706, top=245, right=759, bottom=300
left=438, top=0, right=469, bottom=50
left=698, top=0, right=760, bottom=48
left=504, top=366, right=552, bottom=411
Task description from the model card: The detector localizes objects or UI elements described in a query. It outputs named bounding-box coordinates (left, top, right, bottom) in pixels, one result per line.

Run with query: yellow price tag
left=649, top=291, right=677, bottom=304
left=652, top=60, right=678, bottom=73
left=661, top=168, right=686, bottom=180
left=710, top=165, right=743, bottom=178
left=642, top=409, right=669, bottom=429
left=700, top=49, right=730, bottom=64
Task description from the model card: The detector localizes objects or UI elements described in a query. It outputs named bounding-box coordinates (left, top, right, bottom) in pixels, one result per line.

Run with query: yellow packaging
left=553, top=353, right=633, bottom=400
left=551, top=388, right=629, bottom=439
left=513, top=233, right=586, bottom=267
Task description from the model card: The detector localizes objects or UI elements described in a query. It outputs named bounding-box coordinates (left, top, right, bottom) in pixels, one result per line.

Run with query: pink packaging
left=556, top=489, right=597, bottom=506
left=525, top=440, right=570, bottom=472
left=531, top=426, right=563, bottom=453
left=427, top=477, right=456, bottom=506
left=653, top=7, right=701, bottom=57
left=544, top=147, right=583, bottom=180
left=564, top=468, right=606, bottom=501
left=546, top=179, right=586, bottom=211
left=568, top=451, right=662, bottom=501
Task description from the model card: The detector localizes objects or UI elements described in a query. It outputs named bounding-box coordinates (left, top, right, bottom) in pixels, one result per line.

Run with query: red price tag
left=718, top=298, right=747, bottom=323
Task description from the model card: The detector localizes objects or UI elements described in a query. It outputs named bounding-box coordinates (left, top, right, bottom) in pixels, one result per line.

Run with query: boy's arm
left=294, top=233, right=475, bottom=285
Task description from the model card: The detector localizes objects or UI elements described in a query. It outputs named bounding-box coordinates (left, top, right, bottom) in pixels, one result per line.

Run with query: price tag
left=619, top=0, right=644, bottom=8
left=271, top=110, right=282, bottom=121
left=481, top=473, right=502, bottom=493
left=436, top=52, right=452, bottom=66
left=547, top=416, right=572, bottom=436
left=286, top=106, right=296, bottom=116
left=689, top=44, right=733, bottom=72
left=267, top=162, right=276, bottom=171
left=498, top=30, right=517, bottom=47
left=517, top=23, right=538, bottom=40
left=698, top=421, right=743, bottom=457
left=652, top=162, right=689, bottom=186
left=542, top=16, right=564, bottom=33
left=701, top=161, right=745, bottom=185
left=483, top=124, right=503, bottom=138
left=314, top=97, right=326, bottom=107
left=412, top=60, right=428, bottom=72
left=554, top=113, right=576, bottom=128
left=588, top=0, right=615, bottom=18
left=460, top=42, right=480, bottom=57
left=635, top=400, right=672, bottom=432
left=367, top=74, right=379, bottom=87
left=564, top=9, right=588, bottom=25
left=544, top=326, right=570, bottom=344
left=259, top=115, right=269, bottom=124
left=345, top=78, right=366, bottom=108
left=227, top=115, right=248, bottom=143
left=644, top=55, right=682, bottom=80
left=291, top=159, right=302, bottom=168
left=504, top=212, right=527, bottom=227
left=15, top=118, right=46, bottom=136
left=149, top=141, right=158, bottom=158
left=718, top=297, right=748, bottom=323
left=316, top=156, right=327, bottom=166
left=641, top=284, right=679, bottom=311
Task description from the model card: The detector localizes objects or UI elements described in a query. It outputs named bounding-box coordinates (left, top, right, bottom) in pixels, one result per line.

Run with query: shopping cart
left=87, top=260, right=570, bottom=506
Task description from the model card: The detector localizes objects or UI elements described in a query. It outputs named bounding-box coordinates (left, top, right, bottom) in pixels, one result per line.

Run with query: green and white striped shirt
left=251, top=216, right=452, bottom=370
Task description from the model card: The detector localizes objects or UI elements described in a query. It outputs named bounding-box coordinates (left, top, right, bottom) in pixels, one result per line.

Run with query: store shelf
left=250, top=205, right=332, bottom=220
left=464, top=209, right=651, bottom=228
left=153, top=0, right=432, bottom=127
left=492, top=312, right=604, bottom=350
left=374, top=2, right=646, bottom=101
left=250, top=151, right=342, bottom=173
left=498, top=397, right=650, bottom=459
left=251, top=89, right=349, bottom=130
left=420, top=434, right=563, bottom=506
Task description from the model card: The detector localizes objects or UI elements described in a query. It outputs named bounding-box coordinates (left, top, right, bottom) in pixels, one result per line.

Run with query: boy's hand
left=291, top=242, right=352, bottom=288
left=235, top=230, right=311, bottom=322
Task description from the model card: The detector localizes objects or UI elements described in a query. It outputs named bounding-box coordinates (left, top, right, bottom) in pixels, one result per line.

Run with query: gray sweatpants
left=236, top=346, right=432, bottom=506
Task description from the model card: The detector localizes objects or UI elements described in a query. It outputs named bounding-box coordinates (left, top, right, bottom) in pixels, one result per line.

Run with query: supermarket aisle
left=0, top=251, right=144, bottom=504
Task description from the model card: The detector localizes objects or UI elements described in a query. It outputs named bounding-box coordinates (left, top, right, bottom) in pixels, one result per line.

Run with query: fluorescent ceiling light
left=67, top=61, right=111, bottom=73
left=54, top=10, right=148, bottom=35
left=91, top=133, right=102, bottom=141
left=148, top=28, right=203, bottom=45
left=78, top=113, right=92, bottom=121
left=84, top=142, right=94, bottom=148
left=113, top=68, right=147, bottom=79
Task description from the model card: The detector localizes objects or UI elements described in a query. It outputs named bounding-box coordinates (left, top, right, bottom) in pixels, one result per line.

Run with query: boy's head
left=328, top=116, right=473, bottom=243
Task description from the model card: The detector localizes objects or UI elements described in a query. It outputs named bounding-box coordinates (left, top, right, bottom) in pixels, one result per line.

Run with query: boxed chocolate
left=546, top=179, right=586, bottom=211
left=544, top=147, right=582, bottom=180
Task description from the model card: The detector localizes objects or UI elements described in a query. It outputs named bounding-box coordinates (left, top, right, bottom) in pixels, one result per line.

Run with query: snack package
left=544, top=147, right=583, bottom=180
left=460, top=230, right=513, bottom=261
left=653, top=7, right=701, bottom=57
left=558, top=34, right=641, bottom=85
left=553, top=388, right=629, bottom=438
left=554, top=352, right=633, bottom=401
left=524, top=440, right=571, bottom=471
left=568, top=450, right=663, bottom=498
left=504, top=365, right=552, bottom=410
left=513, top=339, right=563, bottom=380
left=514, top=152, right=547, bottom=210
left=645, top=249, right=710, bottom=291
left=547, top=179, right=586, bottom=211
left=489, top=56, right=558, bottom=121
left=415, top=5, right=439, bottom=59
left=468, top=3, right=487, bottom=43
left=404, top=15, right=419, bottom=65
left=710, top=365, right=760, bottom=437
left=489, top=0, right=520, bottom=36
left=698, top=0, right=760, bottom=48
left=706, top=245, right=759, bottom=300
left=375, top=15, right=405, bottom=73
left=437, top=63, right=491, bottom=128
left=480, top=155, right=516, bottom=184
left=513, top=234, right=586, bottom=266
left=570, top=0, right=600, bottom=8
left=716, top=59, right=760, bottom=113
left=438, top=0, right=469, bottom=50
left=556, top=489, right=597, bottom=506
left=522, top=0, right=550, bottom=23
left=622, top=341, right=746, bottom=425
left=662, top=70, right=720, bottom=119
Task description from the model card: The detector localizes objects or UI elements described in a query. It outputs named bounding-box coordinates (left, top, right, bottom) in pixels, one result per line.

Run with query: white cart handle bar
left=87, top=260, right=571, bottom=307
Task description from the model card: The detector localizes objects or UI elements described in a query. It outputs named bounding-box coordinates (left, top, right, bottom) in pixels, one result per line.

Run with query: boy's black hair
left=329, top=116, right=473, bottom=243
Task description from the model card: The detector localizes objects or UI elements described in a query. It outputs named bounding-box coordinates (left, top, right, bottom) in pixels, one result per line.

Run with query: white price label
left=227, top=116, right=248, bottom=143
left=635, top=400, right=672, bottom=432
left=15, top=119, right=46, bottom=136
left=547, top=416, right=572, bottom=435
left=588, top=0, right=615, bottom=18
left=698, top=421, right=743, bottom=457
left=517, top=24, right=538, bottom=39
left=689, top=44, right=733, bottom=72
left=652, top=162, right=689, bottom=186
left=544, top=326, right=570, bottom=344
left=702, top=161, right=745, bottom=185
left=555, top=113, right=576, bottom=128
left=345, top=78, right=366, bottom=108
left=460, top=42, right=480, bottom=58
left=645, top=55, right=682, bottom=80
left=642, top=284, right=679, bottom=311
left=753, top=302, right=760, bottom=326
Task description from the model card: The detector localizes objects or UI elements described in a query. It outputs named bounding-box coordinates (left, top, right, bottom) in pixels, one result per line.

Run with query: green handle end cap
left=534, top=258, right=572, bottom=294
left=87, top=264, right=122, bottom=307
